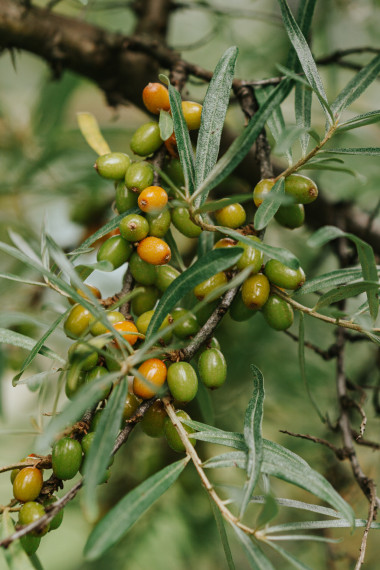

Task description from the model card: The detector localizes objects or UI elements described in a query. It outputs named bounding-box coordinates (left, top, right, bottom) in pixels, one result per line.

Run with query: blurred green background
left=0, top=1, right=380, bottom=568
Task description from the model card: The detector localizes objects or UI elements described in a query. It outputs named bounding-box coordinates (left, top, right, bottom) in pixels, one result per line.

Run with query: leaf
left=36, top=372, right=120, bottom=452
left=203, top=451, right=247, bottom=470
left=195, top=46, right=238, bottom=200
left=194, top=430, right=247, bottom=450
left=210, top=499, right=236, bottom=570
left=286, top=0, right=316, bottom=72
left=217, top=228, right=300, bottom=269
left=0, top=328, right=64, bottom=364
left=146, top=247, right=243, bottom=338
left=82, top=379, right=127, bottom=522
left=337, top=109, right=380, bottom=132
left=314, top=281, right=380, bottom=311
left=196, top=381, right=215, bottom=425
left=1, top=509, right=36, bottom=570
left=298, top=267, right=363, bottom=295
left=253, top=178, right=285, bottom=231
left=12, top=310, right=69, bottom=386
left=322, top=147, right=380, bottom=155
left=191, top=78, right=292, bottom=203
left=277, top=0, right=332, bottom=121
left=168, top=83, right=195, bottom=193
left=264, top=541, right=312, bottom=570
left=308, top=226, right=379, bottom=319
left=255, top=495, right=279, bottom=530
left=265, top=519, right=380, bottom=533
left=295, top=83, right=312, bottom=155
left=256, top=86, right=292, bottom=164
left=159, top=110, right=173, bottom=141
left=240, top=365, right=265, bottom=517
left=77, top=112, right=111, bottom=155
left=298, top=163, right=362, bottom=178
left=0, top=272, right=47, bottom=288
left=196, top=194, right=252, bottom=214
left=84, top=458, right=188, bottom=560
left=298, top=313, right=325, bottom=422
left=165, top=229, right=186, bottom=272
left=331, top=54, right=380, bottom=116
left=232, top=525, right=275, bottom=570
left=250, top=496, right=341, bottom=518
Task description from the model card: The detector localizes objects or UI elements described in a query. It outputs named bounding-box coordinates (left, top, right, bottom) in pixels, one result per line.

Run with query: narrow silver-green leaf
left=299, top=163, right=362, bottom=178
left=146, top=247, right=243, bottom=338
left=264, top=541, right=312, bottom=570
left=265, top=519, right=380, bottom=533
left=277, top=0, right=332, bottom=121
left=254, top=177, right=285, bottom=231
left=286, top=0, right=316, bottom=72
left=36, top=372, right=119, bottom=452
left=232, top=525, right=275, bottom=570
left=337, top=109, right=380, bottom=132
left=322, top=147, right=380, bottom=155
left=210, top=499, right=236, bottom=570
left=255, top=86, right=292, bottom=164
left=295, top=83, right=312, bottom=155
left=240, top=365, right=265, bottom=517
left=217, top=227, right=300, bottom=269
left=203, top=451, right=247, bottom=470
left=159, top=110, right=173, bottom=140
left=165, top=229, right=186, bottom=272
left=193, top=430, right=247, bottom=450
left=0, top=272, right=47, bottom=287
left=314, top=281, right=379, bottom=311
left=0, top=328, right=64, bottom=363
left=250, top=496, right=341, bottom=518
left=1, top=509, right=36, bottom=570
left=298, top=267, right=363, bottom=295
left=82, top=379, right=127, bottom=522
left=195, top=46, right=238, bottom=199
left=84, top=458, right=188, bottom=560
left=168, top=84, right=195, bottom=193
left=298, top=313, right=325, bottom=422
left=255, top=495, right=279, bottom=530
left=331, top=53, right=380, bottom=116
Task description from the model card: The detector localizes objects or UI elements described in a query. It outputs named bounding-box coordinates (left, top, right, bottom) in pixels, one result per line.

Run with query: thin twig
left=279, top=430, right=347, bottom=460
left=355, top=480, right=378, bottom=570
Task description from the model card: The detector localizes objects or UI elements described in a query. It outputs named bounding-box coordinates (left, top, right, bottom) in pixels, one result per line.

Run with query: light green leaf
left=146, top=247, right=243, bottom=338
left=298, top=267, right=363, bottom=295
left=250, top=496, right=341, bottom=518
left=194, top=430, right=247, bottom=450
left=240, top=365, right=265, bottom=517
left=77, top=112, right=111, bottom=155
left=255, top=495, right=279, bottom=530
left=265, top=519, right=380, bottom=533
left=286, top=0, right=316, bottom=72
left=0, top=272, right=47, bottom=288
left=337, top=109, right=380, bottom=132
left=84, top=458, right=188, bottom=560
left=1, top=509, right=36, bottom=570
left=168, top=83, right=195, bottom=193
left=331, top=54, right=380, bottom=116
left=203, top=451, right=247, bottom=470
left=295, top=83, right=312, bottom=155
left=232, top=525, right=275, bottom=570
left=298, top=313, right=325, bottom=421
left=82, top=379, right=127, bottom=522
left=159, top=110, right=173, bottom=141
left=314, top=281, right=379, bottom=311
left=0, top=328, right=64, bottom=364
left=255, top=86, right=292, bottom=165
left=264, top=541, right=312, bottom=570
left=196, top=194, right=252, bottom=214
left=277, top=0, right=332, bottom=121
left=253, top=177, right=285, bottom=231
left=322, top=147, right=380, bottom=155
left=195, top=46, right=238, bottom=200
left=210, top=499, right=236, bottom=570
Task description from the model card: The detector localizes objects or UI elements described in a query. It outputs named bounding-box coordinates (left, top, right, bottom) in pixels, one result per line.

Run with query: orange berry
left=138, top=186, right=168, bottom=214
left=181, top=101, right=202, bottom=130
left=164, top=132, right=179, bottom=158
left=68, top=285, right=102, bottom=306
left=13, top=467, right=43, bottom=503
left=137, top=237, right=171, bottom=266
left=133, top=358, right=167, bottom=399
left=142, top=83, right=170, bottom=115
left=109, top=321, right=139, bottom=347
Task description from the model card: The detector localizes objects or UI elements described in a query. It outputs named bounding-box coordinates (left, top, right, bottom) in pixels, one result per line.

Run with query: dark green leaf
left=159, top=110, right=173, bottom=141
left=232, top=525, right=275, bottom=570
left=1, top=509, right=36, bottom=570
left=82, top=379, right=128, bottom=521
left=253, top=177, right=285, bottom=231
left=169, top=84, right=195, bottom=193
left=331, top=54, right=380, bottom=116
left=217, top=228, right=300, bottom=269
left=315, top=281, right=379, bottom=311
left=0, top=328, right=64, bottom=364
left=264, top=541, right=312, bottom=570
left=240, top=365, right=265, bottom=517
left=196, top=381, right=215, bottom=425
left=298, top=267, right=363, bottom=295
left=84, top=458, right=188, bottom=560
left=146, top=247, right=243, bottom=338
left=337, top=109, right=380, bottom=132
left=295, top=83, right=312, bottom=155
left=255, top=494, right=279, bottom=529
left=195, top=46, right=238, bottom=199
left=298, top=313, right=325, bottom=422
left=210, top=499, right=236, bottom=570
left=165, top=229, right=186, bottom=272
left=322, top=147, right=380, bottom=155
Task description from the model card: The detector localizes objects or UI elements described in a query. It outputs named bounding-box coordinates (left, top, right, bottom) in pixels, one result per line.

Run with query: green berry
left=95, top=152, right=131, bottom=180
left=214, top=203, right=246, bottom=228
left=64, top=304, right=91, bottom=340
left=115, top=181, right=139, bottom=213
left=140, top=401, right=167, bottom=437
left=155, top=265, right=180, bottom=292
left=262, top=294, right=294, bottom=331
left=264, top=259, right=306, bottom=290
left=167, top=362, right=198, bottom=403
left=90, top=310, right=125, bottom=336
left=65, top=368, right=86, bottom=400
left=146, top=208, right=171, bottom=238
left=90, top=409, right=103, bottom=431
left=253, top=178, right=275, bottom=207
left=122, top=393, right=142, bottom=421
left=275, top=204, right=305, bottom=229
left=163, top=157, right=185, bottom=189
left=136, top=310, right=172, bottom=344
left=20, top=534, right=40, bottom=556
left=97, top=235, right=133, bottom=270
left=43, top=496, right=64, bottom=531
left=196, top=300, right=219, bottom=327
left=172, top=308, right=199, bottom=339
left=236, top=236, right=264, bottom=274
left=68, top=341, right=98, bottom=371
left=131, top=286, right=159, bottom=316
left=119, top=213, right=149, bottom=242
left=284, top=174, right=318, bottom=204
left=52, top=438, right=82, bottom=481
left=171, top=207, right=202, bottom=238
left=193, top=272, right=227, bottom=301
left=125, top=161, right=154, bottom=192
left=229, top=292, right=258, bottom=322
left=164, top=410, right=196, bottom=453
left=81, top=432, right=95, bottom=455
left=198, top=348, right=227, bottom=389
left=130, top=122, right=163, bottom=156
left=85, top=366, right=112, bottom=399
left=129, top=251, right=157, bottom=285
left=241, top=274, right=270, bottom=309
left=19, top=502, right=49, bottom=536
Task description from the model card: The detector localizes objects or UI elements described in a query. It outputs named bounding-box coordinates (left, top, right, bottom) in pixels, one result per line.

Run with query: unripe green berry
left=97, top=235, right=133, bottom=270
left=198, top=348, right=227, bottom=389
left=122, top=393, right=142, bottom=421
left=172, top=308, right=199, bottom=339
left=155, top=265, right=180, bottom=293
left=265, top=259, right=306, bottom=290
left=130, top=122, right=163, bottom=156
left=171, top=207, right=202, bottom=238
left=284, top=174, right=318, bottom=204
left=146, top=208, right=171, bottom=238
left=19, top=502, right=49, bottom=536
left=236, top=236, right=264, bottom=274
left=125, top=161, right=154, bottom=192
left=65, top=368, right=86, bottom=400
left=115, top=181, right=138, bottom=213
left=129, top=251, right=157, bottom=285
left=131, top=286, right=160, bottom=316
left=167, top=362, right=198, bottom=403
left=253, top=178, right=275, bottom=207
left=214, top=203, right=246, bottom=228
left=20, top=534, right=40, bottom=556
left=64, top=304, right=91, bottom=340
left=43, top=496, right=64, bottom=531
left=241, top=274, right=270, bottom=309
left=136, top=310, right=172, bottom=344
left=90, top=310, right=125, bottom=336
left=95, top=152, right=131, bottom=180
left=262, top=294, right=294, bottom=331
left=85, top=366, right=112, bottom=399
left=140, top=401, right=167, bottom=437
left=275, top=204, right=305, bottom=229
left=196, top=300, right=219, bottom=327
left=52, top=438, right=82, bottom=481
left=193, top=272, right=227, bottom=301
left=163, top=158, right=185, bottom=189
left=90, top=409, right=103, bottom=431
left=68, top=341, right=98, bottom=371
left=164, top=410, right=196, bottom=453
left=229, top=292, right=258, bottom=322
left=119, top=214, right=149, bottom=242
